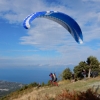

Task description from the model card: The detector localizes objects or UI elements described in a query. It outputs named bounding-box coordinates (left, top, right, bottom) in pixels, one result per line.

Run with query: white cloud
left=0, top=0, right=100, bottom=67
left=20, top=18, right=73, bottom=50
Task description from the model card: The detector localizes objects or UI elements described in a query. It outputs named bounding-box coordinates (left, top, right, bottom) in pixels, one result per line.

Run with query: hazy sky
left=0, top=0, right=100, bottom=68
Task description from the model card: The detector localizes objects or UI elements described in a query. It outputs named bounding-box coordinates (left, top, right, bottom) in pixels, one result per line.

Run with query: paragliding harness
left=49, top=73, right=58, bottom=86
left=53, top=73, right=57, bottom=82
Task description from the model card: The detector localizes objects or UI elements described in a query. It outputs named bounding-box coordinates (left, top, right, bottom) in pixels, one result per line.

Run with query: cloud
left=20, top=18, right=74, bottom=50
left=0, top=0, right=100, bottom=67
left=0, top=0, right=46, bottom=23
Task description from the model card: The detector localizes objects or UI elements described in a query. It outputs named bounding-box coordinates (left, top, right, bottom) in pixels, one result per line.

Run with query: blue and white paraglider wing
left=23, top=11, right=83, bottom=44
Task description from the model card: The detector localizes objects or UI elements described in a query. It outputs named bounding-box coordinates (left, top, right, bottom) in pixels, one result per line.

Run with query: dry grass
left=53, top=89, right=100, bottom=100
left=0, top=77, right=100, bottom=100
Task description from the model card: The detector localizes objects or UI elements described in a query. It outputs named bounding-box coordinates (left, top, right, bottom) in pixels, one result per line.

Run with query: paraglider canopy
left=23, top=11, right=83, bottom=44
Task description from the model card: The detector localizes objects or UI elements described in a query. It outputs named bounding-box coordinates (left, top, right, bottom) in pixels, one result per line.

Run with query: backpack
left=53, top=73, right=56, bottom=80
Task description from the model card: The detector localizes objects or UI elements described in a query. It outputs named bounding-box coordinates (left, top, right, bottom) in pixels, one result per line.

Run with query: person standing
left=49, top=73, right=58, bottom=86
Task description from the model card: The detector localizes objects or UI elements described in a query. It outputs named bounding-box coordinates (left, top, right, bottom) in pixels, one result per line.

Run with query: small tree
left=73, top=56, right=100, bottom=79
left=61, top=68, right=72, bottom=80
left=41, top=82, right=45, bottom=86
left=74, top=61, right=88, bottom=79
left=47, top=80, right=51, bottom=86
left=86, top=56, right=100, bottom=78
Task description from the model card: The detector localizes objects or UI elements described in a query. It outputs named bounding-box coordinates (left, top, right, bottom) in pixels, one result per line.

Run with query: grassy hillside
left=0, top=77, right=100, bottom=100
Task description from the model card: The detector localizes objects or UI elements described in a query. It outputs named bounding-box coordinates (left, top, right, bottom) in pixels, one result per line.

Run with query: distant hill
left=0, top=81, right=25, bottom=97
left=0, top=76, right=100, bottom=100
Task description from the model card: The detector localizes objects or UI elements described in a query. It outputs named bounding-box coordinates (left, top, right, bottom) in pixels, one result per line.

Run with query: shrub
left=49, top=89, right=100, bottom=100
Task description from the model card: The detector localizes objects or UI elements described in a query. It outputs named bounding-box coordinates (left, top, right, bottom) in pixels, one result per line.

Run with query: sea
left=0, top=65, right=74, bottom=84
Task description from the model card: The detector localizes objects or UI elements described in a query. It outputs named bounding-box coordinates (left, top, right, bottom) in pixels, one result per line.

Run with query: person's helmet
left=49, top=73, right=52, bottom=76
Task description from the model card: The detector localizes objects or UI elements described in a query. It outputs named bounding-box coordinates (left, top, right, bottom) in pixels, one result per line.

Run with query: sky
left=0, top=0, right=100, bottom=69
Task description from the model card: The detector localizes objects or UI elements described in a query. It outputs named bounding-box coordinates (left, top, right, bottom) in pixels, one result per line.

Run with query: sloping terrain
left=1, top=77, right=100, bottom=100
